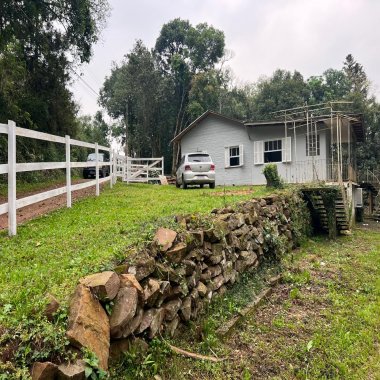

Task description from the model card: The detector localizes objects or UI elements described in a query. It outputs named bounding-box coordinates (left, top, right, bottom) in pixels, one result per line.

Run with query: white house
left=172, top=108, right=364, bottom=187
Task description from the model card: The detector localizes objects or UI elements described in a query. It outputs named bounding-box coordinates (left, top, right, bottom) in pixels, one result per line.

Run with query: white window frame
left=306, top=134, right=320, bottom=157
left=224, top=144, right=244, bottom=168
left=254, top=137, right=291, bottom=164
left=264, top=139, right=282, bottom=163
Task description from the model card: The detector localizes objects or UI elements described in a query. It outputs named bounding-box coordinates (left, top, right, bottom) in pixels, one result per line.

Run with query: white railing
left=125, top=157, right=164, bottom=183
left=0, top=120, right=126, bottom=236
left=279, top=159, right=356, bottom=184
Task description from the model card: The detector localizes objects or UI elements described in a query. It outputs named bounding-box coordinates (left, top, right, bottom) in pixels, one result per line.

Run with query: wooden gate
left=124, top=157, right=164, bottom=183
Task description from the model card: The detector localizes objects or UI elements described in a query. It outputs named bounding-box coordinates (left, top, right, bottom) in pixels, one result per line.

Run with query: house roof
left=171, top=110, right=244, bottom=143
left=172, top=110, right=365, bottom=143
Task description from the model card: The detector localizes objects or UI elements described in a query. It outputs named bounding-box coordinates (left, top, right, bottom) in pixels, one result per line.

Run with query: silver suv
left=176, top=153, right=215, bottom=189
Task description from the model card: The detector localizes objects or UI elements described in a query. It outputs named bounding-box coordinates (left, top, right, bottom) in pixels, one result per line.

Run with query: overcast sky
left=71, top=0, right=380, bottom=117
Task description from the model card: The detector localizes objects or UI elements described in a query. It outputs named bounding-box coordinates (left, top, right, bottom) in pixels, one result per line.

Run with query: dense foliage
left=0, top=0, right=110, bottom=173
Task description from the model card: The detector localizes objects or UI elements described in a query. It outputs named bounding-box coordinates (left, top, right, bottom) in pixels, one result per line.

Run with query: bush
left=262, top=164, right=283, bottom=189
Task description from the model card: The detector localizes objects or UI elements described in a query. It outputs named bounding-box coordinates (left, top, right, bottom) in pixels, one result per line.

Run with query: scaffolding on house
left=270, top=101, right=362, bottom=185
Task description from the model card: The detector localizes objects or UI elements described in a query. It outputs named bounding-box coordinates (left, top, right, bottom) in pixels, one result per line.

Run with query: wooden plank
left=98, top=145, right=110, bottom=152
left=0, top=202, right=8, bottom=216
left=69, top=138, right=95, bottom=149
left=16, top=186, right=67, bottom=209
left=128, top=157, right=163, bottom=161
left=71, top=180, right=96, bottom=191
left=70, top=162, right=91, bottom=168
left=15, top=126, right=66, bottom=144
left=16, top=162, right=66, bottom=172
left=0, top=123, right=8, bottom=134
left=0, top=164, right=8, bottom=175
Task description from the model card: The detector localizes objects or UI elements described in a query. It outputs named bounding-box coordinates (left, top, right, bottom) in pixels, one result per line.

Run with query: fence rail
left=0, top=120, right=126, bottom=236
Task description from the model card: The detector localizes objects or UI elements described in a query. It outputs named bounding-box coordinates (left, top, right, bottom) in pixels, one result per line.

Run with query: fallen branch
left=168, top=344, right=225, bottom=362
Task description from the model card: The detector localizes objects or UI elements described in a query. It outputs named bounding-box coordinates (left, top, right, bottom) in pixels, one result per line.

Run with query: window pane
left=230, top=156, right=240, bottom=166
left=264, top=151, right=282, bottom=163
left=265, top=142, right=269, bottom=151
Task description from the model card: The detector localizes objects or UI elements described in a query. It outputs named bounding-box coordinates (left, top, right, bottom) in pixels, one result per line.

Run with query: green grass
left=116, top=229, right=380, bottom=380
left=0, top=182, right=270, bottom=324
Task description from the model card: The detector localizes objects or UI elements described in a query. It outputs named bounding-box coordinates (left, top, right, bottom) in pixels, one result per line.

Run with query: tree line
left=100, top=19, right=380, bottom=173
left=1, top=9, right=379, bottom=178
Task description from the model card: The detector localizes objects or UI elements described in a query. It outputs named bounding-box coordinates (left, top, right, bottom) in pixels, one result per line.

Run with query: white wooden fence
left=125, top=157, right=164, bottom=183
left=0, top=120, right=126, bottom=236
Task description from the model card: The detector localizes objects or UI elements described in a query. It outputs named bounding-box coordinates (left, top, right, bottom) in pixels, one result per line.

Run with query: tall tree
left=155, top=18, right=225, bottom=172
left=100, top=41, right=173, bottom=159
left=252, top=69, right=309, bottom=120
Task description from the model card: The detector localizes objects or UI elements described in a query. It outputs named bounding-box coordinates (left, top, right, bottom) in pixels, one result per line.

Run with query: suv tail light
left=210, top=164, right=215, bottom=170
left=185, top=165, right=191, bottom=171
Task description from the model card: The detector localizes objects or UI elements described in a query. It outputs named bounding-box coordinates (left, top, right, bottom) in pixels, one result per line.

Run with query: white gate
left=124, top=157, right=164, bottom=183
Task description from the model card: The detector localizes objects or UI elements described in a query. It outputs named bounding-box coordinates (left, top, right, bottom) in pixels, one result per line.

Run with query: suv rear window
left=187, top=154, right=211, bottom=162
left=87, top=153, right=105, bottom=162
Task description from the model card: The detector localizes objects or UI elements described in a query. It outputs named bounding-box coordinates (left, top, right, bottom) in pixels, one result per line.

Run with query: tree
left=100, top=41, right=173, bottom=160
left=155, top=18, right=225, bottom=172
left=252, top=69, right=309, bottom=120
left=0, top=0, right=109, bottom=135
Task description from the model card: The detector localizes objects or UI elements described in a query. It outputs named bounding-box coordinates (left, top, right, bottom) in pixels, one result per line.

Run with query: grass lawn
left=0, top=182, right=270, bottom=325
left=120, top=229, right=380, bottom=380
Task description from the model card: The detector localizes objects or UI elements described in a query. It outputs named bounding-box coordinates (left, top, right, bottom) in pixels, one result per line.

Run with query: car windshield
left=187, top=154, right=211, bottom=163
left=87, top=153, right=104, bottom=162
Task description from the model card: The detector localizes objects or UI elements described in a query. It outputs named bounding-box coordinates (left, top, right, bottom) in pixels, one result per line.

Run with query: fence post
left=8, top=120, right=17, bottom=236
left=126, top=157, right=130, bottom=184
left=162, top=156, right=164, bottom=176
left=113, top=150, right=117, bottom=185
left=122, top=156, right=126, bottom=181
left=110, top=150, right=113, bottom=189
left=95, top=143, right=100, bottom=196
left=65, top=135, right=72, bottom=208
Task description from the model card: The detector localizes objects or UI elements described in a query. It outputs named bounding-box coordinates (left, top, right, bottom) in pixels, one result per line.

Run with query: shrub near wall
left=31, top=192, right=310, bottom=379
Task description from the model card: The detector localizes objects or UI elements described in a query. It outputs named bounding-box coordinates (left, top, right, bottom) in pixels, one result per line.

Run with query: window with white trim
left=225, top=145, right=244, bottom=168
left=306, top=134, right=320, bottom=156
left=254, top=137, right=291, bottom=164
left=264, top=139, right=282, bottom=163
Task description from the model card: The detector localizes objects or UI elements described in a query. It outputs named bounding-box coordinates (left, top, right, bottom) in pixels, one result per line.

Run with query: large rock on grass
left=166, top=242, right=187, bottom=263
left=80, top=271, right=120, bottom=301
left=66, top=285, right=110, bottom=370
left=110, top=287, right=138, bottom=339
left=127, top=253, right=156, bottom=281
left=57, top=360, right=86, bottom=380
left=31, top=362, right=58, bottom=380
left=154, top=228, right=177, bottom=251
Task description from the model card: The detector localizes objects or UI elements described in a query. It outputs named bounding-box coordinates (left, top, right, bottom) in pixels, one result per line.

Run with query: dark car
left=83, top=153, right=110, bottom=179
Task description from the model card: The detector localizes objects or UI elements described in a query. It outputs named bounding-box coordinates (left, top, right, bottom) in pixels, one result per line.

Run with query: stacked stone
left=32, top=195, right=296, bottom=379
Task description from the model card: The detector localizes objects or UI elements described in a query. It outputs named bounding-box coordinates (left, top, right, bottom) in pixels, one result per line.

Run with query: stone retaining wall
left=32, top=193, right=308, bottom=379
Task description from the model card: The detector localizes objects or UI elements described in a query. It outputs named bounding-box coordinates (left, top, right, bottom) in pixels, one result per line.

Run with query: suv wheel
left=209, top=182, right=215, bottom=189
left=175, top=179, right=180, bottom=188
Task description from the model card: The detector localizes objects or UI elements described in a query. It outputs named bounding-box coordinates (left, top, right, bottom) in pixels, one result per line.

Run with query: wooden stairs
left=303, top=190, right=350, bottom=234
left=335, top=195, right=350, bottom=231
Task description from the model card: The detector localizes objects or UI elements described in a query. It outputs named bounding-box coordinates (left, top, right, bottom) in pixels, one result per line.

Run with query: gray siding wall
left=248, top=125, right=328, bottom=185
left=180, top=115, right=253, bottom=186
left=180, top=116, right=329, bottom=186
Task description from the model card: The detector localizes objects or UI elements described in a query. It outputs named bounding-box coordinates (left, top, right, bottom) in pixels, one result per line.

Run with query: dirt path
left=0, top=179, right=109, bottom=230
